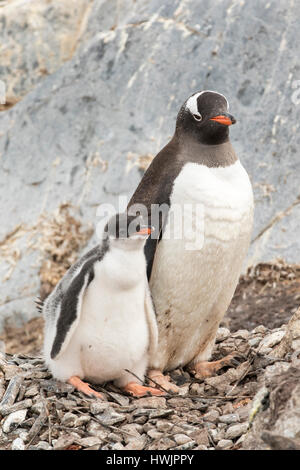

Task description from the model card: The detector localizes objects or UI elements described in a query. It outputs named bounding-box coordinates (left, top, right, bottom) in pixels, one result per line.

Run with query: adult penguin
left=128, top=90, right=254, bottom=391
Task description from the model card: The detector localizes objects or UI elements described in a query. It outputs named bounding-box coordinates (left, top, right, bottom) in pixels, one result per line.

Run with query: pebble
left=252, top=325, right=268, bottom=334
left=135, top=397, right=166, bottom=409
left=203, top=409, right=220, bottom=423
left=32, top=441, right=52, bottom=450
left=249, top=337, right=262, bottom=348
left=0, top=376, right=23, bottom=408
left=225, top=423, right=249, bottom=439
left=77, top=436, right=102, bottom=447
left=156, top=420, right=174, bottom=432
left=219, top=413, right=240, bottom=424
left=2, top=409, right=28, bottom=433
left=96, top=408, right=126, bottom=426
left=111, top=442, right=125, bottom=450
left=61, top=412, right=77, bottom=427
left=11, top=437, right=25, bottom=450
left=217, top=439, right=233, bottom=449
left=174, top=434, right=191, bottom=445
left=147, top=429, right=163, bottom=439
left=232, top=330, right=250, bottom=340
left=172, top=440, right=196, bottom=450
left=0, top=398, right=33, bottom=417
left=216, top=328, right=230, bottom=342
left=259, top=331, right=286, bottom=352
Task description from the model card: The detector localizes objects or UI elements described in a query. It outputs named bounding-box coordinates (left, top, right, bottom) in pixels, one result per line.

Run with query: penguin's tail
left=34, top=297, right=44, bottom=313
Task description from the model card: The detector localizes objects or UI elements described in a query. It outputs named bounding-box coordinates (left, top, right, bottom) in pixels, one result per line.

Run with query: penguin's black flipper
left=49, top=248, right=104, bottom=360
left=128, top=138, right=182, bottom=280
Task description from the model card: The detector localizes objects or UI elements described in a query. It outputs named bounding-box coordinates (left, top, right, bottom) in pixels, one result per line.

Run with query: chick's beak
left=210, top=113, right=236, bottom=126
left=136, top=227, right=153, bottom=236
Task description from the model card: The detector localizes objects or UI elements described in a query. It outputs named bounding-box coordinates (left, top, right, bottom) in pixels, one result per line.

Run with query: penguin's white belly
left=65, top=271, right=149, bottom=383
left=150, top=161, right=254, bottom=371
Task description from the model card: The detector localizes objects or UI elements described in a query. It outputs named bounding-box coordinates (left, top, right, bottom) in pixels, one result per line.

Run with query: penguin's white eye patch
left=193, top=113, right=202, bottom=122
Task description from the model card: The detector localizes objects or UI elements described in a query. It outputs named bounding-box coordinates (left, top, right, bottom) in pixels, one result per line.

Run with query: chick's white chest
left=71, top=251, right=149, bottom=382
left=150, top=160, right=254, bottom=370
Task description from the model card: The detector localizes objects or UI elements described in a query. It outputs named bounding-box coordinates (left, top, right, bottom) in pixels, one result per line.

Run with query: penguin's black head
left=176, top=90, right=236, bottom=145
left=104, top=213, right=152, bottom=247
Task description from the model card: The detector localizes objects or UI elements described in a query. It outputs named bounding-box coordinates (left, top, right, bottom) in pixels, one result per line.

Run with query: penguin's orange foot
left=122, top=381, right=166, bottom=397
left=189, top=352, right=242, bottom=379
left=148, top=369, right=180, bottom=393
left=68, top=376, right=103, bottom=399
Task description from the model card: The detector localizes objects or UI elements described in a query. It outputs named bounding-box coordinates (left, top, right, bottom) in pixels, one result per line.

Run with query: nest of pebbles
left=0, top=324, right=294, bottom=451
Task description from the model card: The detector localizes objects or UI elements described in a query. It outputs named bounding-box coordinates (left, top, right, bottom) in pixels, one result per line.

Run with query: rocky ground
left=0, top=312, right=299, bottom=451
left=0, top=262, right=299, bottom=450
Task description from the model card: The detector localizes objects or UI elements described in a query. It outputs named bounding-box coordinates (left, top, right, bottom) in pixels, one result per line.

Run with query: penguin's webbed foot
left=147, top=369, right=180, bottom=393
left=122, top=381, right=166, bottom=397
left=68, top=376, right=103, bottom=399
left=189, top=352, right=242, bottom=379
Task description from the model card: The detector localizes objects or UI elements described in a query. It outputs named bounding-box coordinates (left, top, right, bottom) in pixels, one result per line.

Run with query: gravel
left=0, top=324, right=293, bottom=450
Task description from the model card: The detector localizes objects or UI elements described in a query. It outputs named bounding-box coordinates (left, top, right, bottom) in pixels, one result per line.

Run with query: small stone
left=121, top=423, right=142, bottom=444
left=24, top=384, right=39, bottom=397
left=189, top=383, right=205, bottom=395
left=195, top=445, right=208, bottom=450
left=96, top=407, right=126, bottom=426
left=77, top=436, right=102, bottom=447
left=0, top=399, right=33, bottom=416
left=74, top=415, right=90, bottom=427
left=189, top=428, right=209, bottom=446
left=219, top=413, right=240, bottom=424
left=216, top=328, right=230, bottom=342
left=125, top=437, right=146, bottom=450
left=19, top=431, right=29, bottom=442
left=172, top=440, right=196, bottom=450
left=86, top=421, right=108, bottom=439
left=252, top=325, right=268, bottom=334
left=107, top=432, right=123, bottom=443
left=39, top=379, right=74, bottom=394
left=0, top=375, right=23, bottom=408
left=111, top=442, right=125, bottom=450
left=33, top=441, right=52, bottom=450
left=61, top=412, right=77, bottom=427
left=31, top=401, right=44, bottom=415
left=174, top=434, right=191, bottom=445
left=259, top=331, right=286, bottom=352
left=149, top=409, right=173, bottom=419
left=156, top=420, right=173, bottom=432
left=11, top=437, right=25, bottom=450
left=203, top=409, right=220, bottom=423
left=232, top=330, right=249, bottom=340
left=134, top=415, right=147, bottom=424
left=249, top=337, right=262, bottom=348
left=147, top=429, right=163, bottom=439
left=225, top=423, right=248, bottom=439
left=2, top=409, right=28, bottom=433
left=90, top=401, right=109, bottom=415
left=107, top=392, right=129, bottom=406
left=53, top=435, right=75, bottom=450
left=217, top=439, right=233, bottom=449
left=148, top=437, right=176, bottom=450
left=135, top=397, right=166, bottom=409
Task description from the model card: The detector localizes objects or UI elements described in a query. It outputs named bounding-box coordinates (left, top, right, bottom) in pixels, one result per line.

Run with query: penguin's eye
left=193, top=113, right=202, bottom=122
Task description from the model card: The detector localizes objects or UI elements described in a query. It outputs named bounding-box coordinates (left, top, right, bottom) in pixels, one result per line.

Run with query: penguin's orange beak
left=136, top=227, right=152, bottom=236
left=210, top=114, right=236, bottom=126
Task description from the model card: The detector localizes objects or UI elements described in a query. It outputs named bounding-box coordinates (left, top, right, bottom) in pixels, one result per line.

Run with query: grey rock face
left=0, top=0, right=92, bottom=103
left=1, top=0, right=300, bottom=328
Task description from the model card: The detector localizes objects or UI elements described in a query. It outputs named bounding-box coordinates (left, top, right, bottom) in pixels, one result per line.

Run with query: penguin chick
left=42, top=213, right=164, bottom=399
